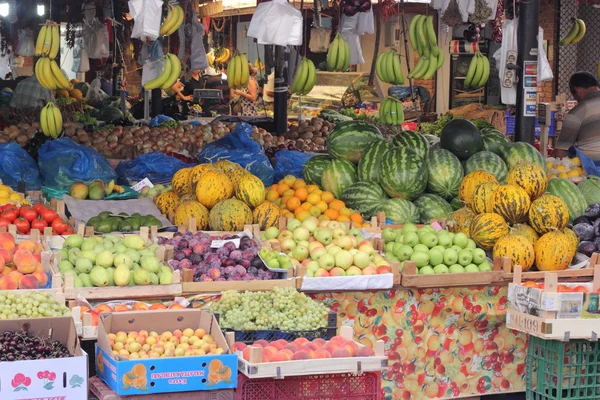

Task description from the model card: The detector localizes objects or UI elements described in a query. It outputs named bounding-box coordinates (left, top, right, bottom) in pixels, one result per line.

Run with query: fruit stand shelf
left=401, top=258, right=502, bottom=288
left=181, top=267, right=298, bottom=294
left=499, top=253, right=599, bottom=282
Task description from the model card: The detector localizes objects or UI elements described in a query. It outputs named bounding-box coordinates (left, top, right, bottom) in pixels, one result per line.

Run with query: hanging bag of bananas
left=326, top=33, right=351, bottom=72
left=290, top=58, right=317, bottom=96
left=560, top=18, right=586, bottom=45
left=143, top=53, right=181, bottom=90
left=40, top=102, right=63, bottom=139
left=227, top=51, right=250, bottom=89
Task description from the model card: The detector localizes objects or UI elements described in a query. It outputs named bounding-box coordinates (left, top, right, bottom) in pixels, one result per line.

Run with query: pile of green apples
left=382, top=224, right=493, bottom=275
left=56, top=234, right=174, bottom=287
left=259, top=249, right=294, bottom=270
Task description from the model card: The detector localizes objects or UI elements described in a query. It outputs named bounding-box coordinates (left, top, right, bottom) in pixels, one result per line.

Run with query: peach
left=0, top=233, right=15, bottom=252
left=94, top=304, right=113, bottom=314
left=292, top=350, right=311, bottom=360
left=32, top=270, right=48, bottom=287
left=262, top=345, right=278, bottom=360
left=357, top=347, right=375, bottom=357
left=19, top=275, right=39, bottom=289
left=279, top=349, right=294, bottom=358
left=0, top=275, right=18, bottom=289
left=168, top=304, right=185, bottom=310
left=242, top=345, right=262, bottom=361
left=133, top=302, right=149, bottom=310
left=17, top=240, right=41, bottom=254
left=149, top=303, right=167, bottom=310
left=269, top=341, right=284, bottom=350
left=254, top=340, right=269, bottom=348
left=322, top=344, right=338, bottom=355
left=329, top=336, right=347, bottom=344
left=271, top=351, right=291, bottom=362
left=234, top=342, right=247, bottom=351
left=0, top=249, right=12, bottom=264
left=33, top=253, right=41, bottom=263
left=312, top=338, right=326, bottom=346
left=8, top=270, right=23, bottom=282
left=331, top=348, right=352, bottom=358
left=194, top=329, right=206, bottom=338
left=343, top=342, right=359, bottom=357
left=88, top=311, right=99, bottom=326
left=293, top=338, right=310, bottom=348
left=34, top=262, right=44, bottom=274
left=300, top=347, right=315, bottom=358
left=114, top=305, right=131, bottom=312
left=313, top=349, right=331, bottom=359
left=283, top=344, right=298, bottom=353
left=303, top=342, right=320, bottom=351
left=0, top=267, right=10, bottom=276
left=14, top=249, right=37, bottom=274
left=274, top=339, right=288, bottom=347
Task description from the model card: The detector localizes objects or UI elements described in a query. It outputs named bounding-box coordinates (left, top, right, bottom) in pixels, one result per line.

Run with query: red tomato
left=33, top=204, right=46, bottom=214
left=51, top=218, right=68, bottom=235
left=0, top=217, right=10, bottom=229
left=2, top=204, right=17, bottom=212
left=19, top=206, right=37, bottom=222
left=41, top=209, right=58, bottom=224
left=1, top=209, right=18, bottom=223
left=31, top=217, right=48, bottom=232
left=14, top=217, right=30, bottom=234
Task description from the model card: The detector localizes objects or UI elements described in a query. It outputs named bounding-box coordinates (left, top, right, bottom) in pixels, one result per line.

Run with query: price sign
left=211, top=238, right=241, bottom=248
left=508, top=311, right=542, bottom=335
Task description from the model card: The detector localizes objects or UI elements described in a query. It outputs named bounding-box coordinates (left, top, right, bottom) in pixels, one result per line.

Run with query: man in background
left=263, top=70, right=275, bottom=111
left=10, top=72, right=54, bottom=109
left=203, top=67, right=230, bottom=115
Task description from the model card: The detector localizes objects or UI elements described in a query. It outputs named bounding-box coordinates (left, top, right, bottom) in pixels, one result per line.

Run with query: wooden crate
left=376, top=212, right=446, bottom=231
left=400, top=257, right=503, bottom=288
left=231, top=326, right=388, bottom=379
left=295, top=262, right=401, bottom=292
left=506, top=264, right=600, bottom=340
left=499, top=253, right=598, bottom=283
left=181, top=268, right=298, bottom=295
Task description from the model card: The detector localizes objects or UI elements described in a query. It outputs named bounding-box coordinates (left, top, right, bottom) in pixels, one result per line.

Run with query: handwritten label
left=508, top=312, right=541, bottom=334
left=211, top=238, right=240, bottom=248
left=132, top=178, right=154, bottom=192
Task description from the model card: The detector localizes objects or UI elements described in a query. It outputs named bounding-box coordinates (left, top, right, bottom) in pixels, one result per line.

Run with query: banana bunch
left=215, top=48, right=230, bottom=65
left=40, top=102, right=62, bottom=138
left=290, top=58, right=316, bottom=96
left=326, top=33, right=351, bottom=72
left=160, top=4, right=184, bottom=36
left=376, top=49, right=404, bottom=85
left=464, top=51, right=490, bottom=90
left=143, top=53, right=181, bottom=90
left=35, top=57, right=71, bottom=90
left=255, top=59, right=265, bottom=71
left=227, top=52, right=250, bottom=89
left=560, top=18, right=586, bottom=45
left=379, top=97, right=404, bottom=125
left=207, top=52, right=215, bottom=67
left=407, top=15, right=444, bottom=80
left=35, top=21, right=60, bottom=59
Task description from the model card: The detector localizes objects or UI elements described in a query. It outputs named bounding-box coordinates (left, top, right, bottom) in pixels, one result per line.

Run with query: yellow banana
left=167, top=6, right=184, bottom=35
left=52, top=104, right=63, bottom=138
left=49, top=25, right=60, bottom=60
left=239, top=53, right=249, bottom=87
left=144, top=55, right=172, bottom=90
left=162, top=53, right=181, bottom=90
left=36, top=24, right=47, bottom=56
left=46, top=103, right=57, bottom=138
left=463, top=53, right=479, bottom=88
left=571, top=19, right=586, bottom=44
left=40, top=105, right=49, bottom=136
left=159, top=6, right=177, bottom=36
left=40, top=58, right=57, bottom=89
left=560, top=18, right=580, bottom=45
left=42, top=23, right=52, bottom=56
left=50, top=60, right=70, bottom=89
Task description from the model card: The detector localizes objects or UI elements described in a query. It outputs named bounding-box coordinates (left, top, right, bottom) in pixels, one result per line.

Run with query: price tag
left=431, top=221, right=443, bottom=232
left=542, top=297, right=555, bottom=310
left=211, top=238, right=241, bottom=248
left=132, top=178, right=154, bottom=192
left=508, top=312, right=541, bottom=334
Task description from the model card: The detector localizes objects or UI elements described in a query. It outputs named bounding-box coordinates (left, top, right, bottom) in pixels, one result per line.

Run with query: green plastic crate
left=527, top=336, right=600, bottom=400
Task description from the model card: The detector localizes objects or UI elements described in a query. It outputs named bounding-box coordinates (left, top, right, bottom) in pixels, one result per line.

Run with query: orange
left=573, top=285, right=588, bottom=293
left=300, top=202, right=312, bottom=210
left=273, top=198, right=282, bottom=206
left=316, top=200, right=328, bottom=212
left=318, top=214, right=330, bottom=222
left=329, top=199, right=345, bottom=211
left=283, top=175, right=297, bottom=186
left=306, top=185, right=320, bottom=193
left=557, top=285, right=570, bottom=292
left=295, top=188, right=308, bottom=201
left=311, top=189, right=323, bottom=196
left=286, top=197, right=301, bottom=211
left=522, top=281, right=539, bottom=289
left=266, top=190, right=279, bottom=201
left=281, top=195, right=292, bottom=207
left=282, top=189, right=295, bottom=197
left=350, top=213, right=363, bottom=224
left=306, top=193, right=321, bottom=205
left=339, top=207, right=352, bottom=216
left=309, top=206, right=322, bottom=217
left=337, top=215, right=350, bottom=222
left=282, top=211, right=294, bottom=218
left=270, top=184, right=278, bottom=190
left=296, top=210, right=311, bottom=222
left=277, top=184, right=290, bottom=195
left=324, top=209, right=339, bottom=220
left=292, top=179, right=307, bottom=190
left=321, top=191, right=334, bottom=204
left=353, top=222, right=363, bottom=228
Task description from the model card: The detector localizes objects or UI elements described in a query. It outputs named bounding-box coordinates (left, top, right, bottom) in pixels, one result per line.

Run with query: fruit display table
left=190, top=284, right=527, bottom=399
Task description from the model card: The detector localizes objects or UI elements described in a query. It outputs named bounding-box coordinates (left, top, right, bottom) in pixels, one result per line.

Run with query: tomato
left=51, top=218, right=68, bottom=235
left=1, top=204, right=17, bottom=212
left=14, top=217, right=30, bottom=234
left=0, top=217, right=10, bottom=229
left=41, top=209, right=58, bottom=224
left=19, top=206, right=37, bottom=222
left=31, top=217, right=48, bottom=232
left=63, top=226, right=75, bottom=235
left=1, top=209, right=18, bottom=223
left=33, top=204, right=46, bottom=214
left=573, top=285, right=589, bottom=293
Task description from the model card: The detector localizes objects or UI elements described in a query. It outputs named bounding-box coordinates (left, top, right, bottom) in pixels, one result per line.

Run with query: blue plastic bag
left=197, top=122, right=274, bottom=186
left=572, top=147, right=600, bottom=177
left=274, top=150, right=313, bottom=182
left=116, top=152, right=190, bottom=185
left=150, top=115, right=175, bottom=127
left=0, top=142, right=42, bottom=190
left=37, top=137, right=117, bottom=189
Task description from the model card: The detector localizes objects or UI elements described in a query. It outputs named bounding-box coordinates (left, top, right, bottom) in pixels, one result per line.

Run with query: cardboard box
left=0, top=317, right=88, bottom=400
left=96, top=309, right=237, bottom=396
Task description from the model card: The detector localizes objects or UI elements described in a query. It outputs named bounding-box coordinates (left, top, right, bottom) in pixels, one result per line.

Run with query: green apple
left=314, top=228, right=333, bottom=245
left=292, top=245, right=309, bottom=262
left=450, top=245, right=463, bottom=253
left=443, top=248, right=458, bottom=265
left=287, top=218, right=302, bottom=231
left=448, top=264, right=465, bottom=273
left=348, top=228, right=362, bottom=238
left=292, top=227, right=310, bottom=242
left=410, top=252, right=430, bottom=268
left=457, top=249, right=473, bottom=266
left=432, top=245, right=447, bottom=254
left=346, top=266, right=362, bottom=276
left=464, top=264, right=480, bottom=273
left=353, top=251, right=371, bottom=269
left=385, top=242, right=396, bottom=254
left=402, top=223, right=418, bottom=234
left=472, top=248, right=486, bottom=265
left=433, top=264, right=449, bottom=274
left=419, top=266, right=435, bottom=274
left=478, top=259, right=493, bottom=272
left=318, top=254, right=335, bottom=271
left=466, top=239, right=477, bottom=250
left=419, top=233, right=438, bottom=248
left=394, top=233, right=404, bottom=243
left=334, top=250, right=353, bottom=270
left=453, top=232, right=469, bottom=248
left=393, top=245, right=413, bottom=261
left=381, top=228, right=397, bottom=243
left=386, top=253, right=399, bottom=262
left=265, top=226, right=280, bottom=239
left=266, top=259, right=280, bottom=269
left=413, top=244, right=429, bottom=254
left=403, top=232, right=419, bottom=247
left=428, top=248, right=444, bottom=266
left=419, top=226, right=435, bottom=235
left=436, top=233, right=452, bottom=248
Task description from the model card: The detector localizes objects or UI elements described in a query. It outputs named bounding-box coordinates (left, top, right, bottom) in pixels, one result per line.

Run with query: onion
left=107, top=134, right=118, bottom=143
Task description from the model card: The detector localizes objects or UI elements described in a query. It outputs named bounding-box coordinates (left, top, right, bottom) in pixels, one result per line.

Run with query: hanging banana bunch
left=326, top=33, right=351, bottom=72
left=35, top=57, right=72, bottom=90
left=227, top=51, right=250, bottom=89
left=559, top=18, right=586, bottom=45
left=143, top=53, right=182, bottom=90
left=406, top=14, right=445, bottom=80
left=160, top=4, right=185, bottom=36
left=463, top=51, right=490, bottom=90
left=379, top=97, right=404, bottom=126
left=40, top=102, right=62, bottom=139
left=214, top=48, right=231, bottom=65
left=35, top=20, right=60, bottom=59
left=290, top=58, right=317, bottom=96
left=376, top=49, right=404, bottom=85
left=207, top=52, right=215, bottom=68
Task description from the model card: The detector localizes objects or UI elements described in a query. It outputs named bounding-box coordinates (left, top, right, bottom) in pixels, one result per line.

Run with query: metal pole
left=514, top=0, right=540, bottom=144
left=273, top=45, right=287, bottom=135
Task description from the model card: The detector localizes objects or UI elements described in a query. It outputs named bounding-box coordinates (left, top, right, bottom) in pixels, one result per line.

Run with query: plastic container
left=236, top=372, right=383, bottom=400
left=526, top=336, right=600, bottom=400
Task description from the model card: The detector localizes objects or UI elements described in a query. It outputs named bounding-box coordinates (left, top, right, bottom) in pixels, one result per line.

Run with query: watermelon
left=426, top=149, right=464, bottom=199
left=464, top=151, right=508, bottom=183
left=450, top=197, right=463, bottom=210
left=341, top=181, right=388, bottom=218
left=321, top=159, right=358, bottom=198
left=357, top=140, right=394, bottom=183
left=577, top=175, right=600, bottom=206
left=481, top=131, right=510, bottom=156
left=546, top=177, right=587, bottom=222
left=303, top=155, right=332, bottom=187
left=380, top=147, right=428, bottom=200
left=376, top=198, right=420, bottom=224
left=502, top=142, right=547, bottom=171
left=327, top=121, right=384, bottom=164
left=413, top=194, right=453, bottom=224
left=440, top=119, right=483, bottom=160
left=392, top=130, right=430, bottom=159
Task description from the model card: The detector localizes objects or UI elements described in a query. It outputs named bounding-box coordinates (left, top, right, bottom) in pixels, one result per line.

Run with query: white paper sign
left=132, top=177, right=154, bottom=192
left=211, top=238, right=241, bottom=248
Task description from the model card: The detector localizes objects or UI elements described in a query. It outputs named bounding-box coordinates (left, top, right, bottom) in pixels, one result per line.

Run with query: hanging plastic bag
left=197, top=122, right=274, bottom=187
left=141, top=41, right=166, bottom=87
left=274, top=150, right=313, bottom=182
left=71, top=39, right=90, bottom=73
left=0, top=142, right=42, bottom=190
left=572, top=148, right=600, bottom=177
left=86, top=78, right=109, bottom=109
left=16, top=30, right=35, bottom=57
left=248, top=0, right=303, bottom=46
left=37, top=137, right=117, bottom=189
left=191, top=10, right=209, bottom=71
left=116, top=152, right=189, bottom=186
left=356, top=9, right=375, bottom=36
left=129, top=0, right=163, bottom=42
left=309, top=28, right=331, bottom=53
left=83, top=19, right=110, bottom=59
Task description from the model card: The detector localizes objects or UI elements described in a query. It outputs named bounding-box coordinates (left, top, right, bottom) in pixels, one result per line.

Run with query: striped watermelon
left=481, top=131, right=510, bottom=156
left=502, top=142, right=547, bottom=172
left=392, top=130, right=430, bottom=159
left=426, top=149, right=464, bottom=199
left=357, top=140, right=393, bottom=183
left=546, top=177, right=587, bottom=222
left=341, top=181, right=388, bottom=218
left=450, top=197, right=463, bottom=210
left=376, top=198, right=420, bottom=224
left=413, top=194, right=453, bottom=224
left=380, top=147, right=428, bottom=200
left=327, top=121, right=384, bottom=164
left=321, top=159, right=358, bottom=198
left=464, top=151, right=508, bottom=183
left=303, top=155, right=332, bottom=187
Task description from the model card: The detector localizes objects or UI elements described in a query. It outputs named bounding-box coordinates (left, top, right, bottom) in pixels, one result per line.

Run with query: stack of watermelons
left=303, top=118, right=556, bottom=225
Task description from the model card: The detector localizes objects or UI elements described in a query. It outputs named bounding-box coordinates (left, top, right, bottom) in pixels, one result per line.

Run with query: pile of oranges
left=265, top=175, right=370, bottom=228
left=522, top=281, right=590, bottom=292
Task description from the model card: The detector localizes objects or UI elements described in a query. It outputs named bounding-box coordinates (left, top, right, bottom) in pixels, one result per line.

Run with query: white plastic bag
left=129, top=0, right=163, bottom=42
left=142, top=58, right=166, bottom=87
left=357, top=9, right=375, bottom=35
left=72, top=39, right=90, bottom=73
left=248, top=0, right=303, bottom=46
left=341, top=32, right=365, bottom=65
left=190, top=10, right=208, bottom=71
left=309, top=28, right=331, bottom=53
left=16, top=30, right=35, bottom=57
left=83, top=19, right=110, bottom=59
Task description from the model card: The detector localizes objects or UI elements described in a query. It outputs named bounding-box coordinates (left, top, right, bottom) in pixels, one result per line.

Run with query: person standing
left=230, top=63, right=258, bottom=116
left=553, top=72, right=600, bottom=159
left=10, top=73, right=54, bottom=109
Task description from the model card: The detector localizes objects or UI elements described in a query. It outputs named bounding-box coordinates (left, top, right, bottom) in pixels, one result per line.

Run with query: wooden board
left=498, top=253, right=598, bottom=282
left=181, top=268, right=298, bottom=295
left=376, top=212, right=446, bottom=230
left=507, top=309, right=600, bottom=341
left=232, top=326, right=388, bottom=379
left=401, top=258, right=503, bottom=288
